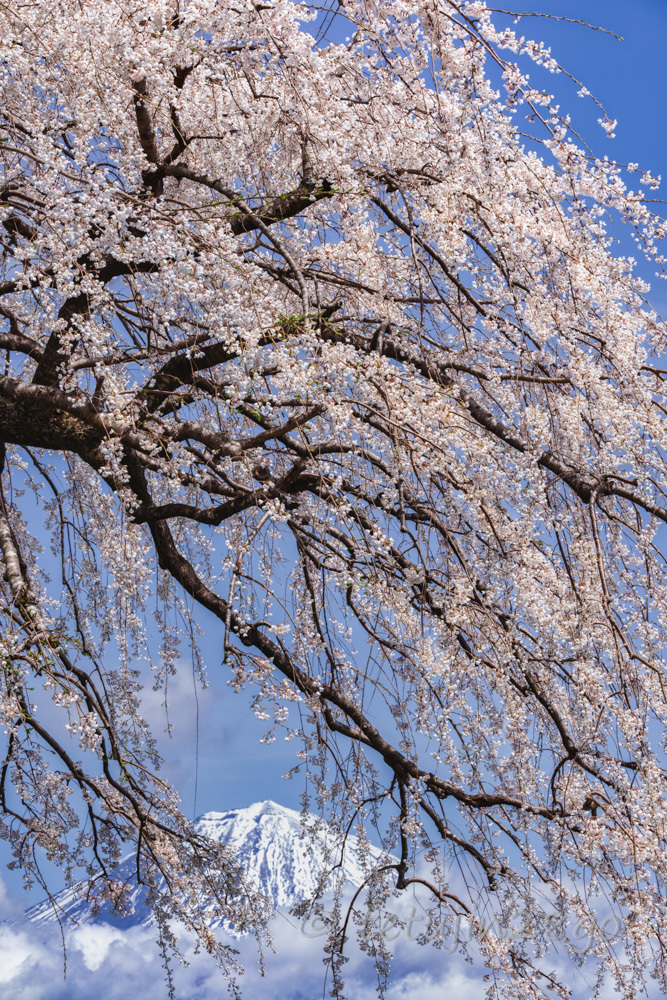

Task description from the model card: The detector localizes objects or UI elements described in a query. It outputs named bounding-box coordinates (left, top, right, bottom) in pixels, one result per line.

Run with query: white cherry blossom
left=1, top=1, right=667, bottom=997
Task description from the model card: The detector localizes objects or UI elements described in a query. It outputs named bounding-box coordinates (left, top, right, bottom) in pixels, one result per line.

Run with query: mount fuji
left=0, top=801, right=464, bottom=1000
left=20, top=800, right=382, bottom=931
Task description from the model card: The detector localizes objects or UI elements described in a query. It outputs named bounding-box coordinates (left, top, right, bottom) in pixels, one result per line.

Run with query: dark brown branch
left=162, top=162, right=333, bottom=234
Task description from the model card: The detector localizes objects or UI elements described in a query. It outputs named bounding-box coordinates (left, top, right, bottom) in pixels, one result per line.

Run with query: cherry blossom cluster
left=1, top=1, right=667, bottom=997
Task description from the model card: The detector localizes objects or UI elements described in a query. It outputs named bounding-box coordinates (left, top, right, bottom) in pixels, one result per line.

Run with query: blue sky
left=2, top=1, right=667, bottom=996
left=498, top=0, right=667, bottom=174
left=495, top=2, right=667, bottom=309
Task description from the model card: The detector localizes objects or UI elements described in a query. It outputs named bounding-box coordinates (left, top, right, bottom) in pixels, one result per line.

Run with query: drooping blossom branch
left=1, top=1, right=667, bottom=997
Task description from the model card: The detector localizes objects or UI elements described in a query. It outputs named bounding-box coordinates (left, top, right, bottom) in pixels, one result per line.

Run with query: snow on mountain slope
left=20, top=800, right=383, bottom=929
left=195, top=799, right=374, bottom=908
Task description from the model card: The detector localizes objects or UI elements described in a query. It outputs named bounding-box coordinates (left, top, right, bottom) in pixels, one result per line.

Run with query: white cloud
left=0, top=928, right=58, bottom=1000
left=0, top=876, right=20, bottom=921
left=1, top=902, right=665, bottom=1000
left=0, top=913, right=472, bottom=1000
left=70, top=924, right=133, bottom=972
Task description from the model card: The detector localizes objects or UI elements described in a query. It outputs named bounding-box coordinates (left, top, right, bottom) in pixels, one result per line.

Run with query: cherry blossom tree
left=1, top=0, right=667, bottom=996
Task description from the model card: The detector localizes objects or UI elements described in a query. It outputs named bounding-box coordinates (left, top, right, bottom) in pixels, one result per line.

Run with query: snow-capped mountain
left=195, top=799, right=373, bottom=907
left=21, top=800, right=381, bottom=930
